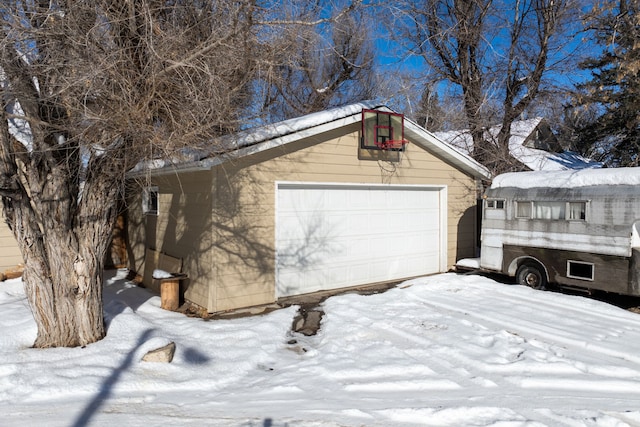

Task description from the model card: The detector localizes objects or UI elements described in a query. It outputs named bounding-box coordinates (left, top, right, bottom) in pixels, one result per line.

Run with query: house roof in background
left=435, top=118, right=602, bottom=172
left=134, top=102, right=491, bottom=180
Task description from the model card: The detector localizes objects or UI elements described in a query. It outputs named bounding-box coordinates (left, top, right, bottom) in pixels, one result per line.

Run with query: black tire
left=516, top=263, right=547, bottom=290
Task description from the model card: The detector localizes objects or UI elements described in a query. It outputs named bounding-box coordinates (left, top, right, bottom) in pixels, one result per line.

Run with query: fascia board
left=404, top=119, right=492, bottom=180
left=196, top=113, right=362, bottom=169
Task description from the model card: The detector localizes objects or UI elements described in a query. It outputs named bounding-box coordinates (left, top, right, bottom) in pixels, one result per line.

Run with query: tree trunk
left=24, top=246, right=106, bottom=348
left=5, top=191, right=111, bottom=348
left=2, top=176, right=116, bottom=348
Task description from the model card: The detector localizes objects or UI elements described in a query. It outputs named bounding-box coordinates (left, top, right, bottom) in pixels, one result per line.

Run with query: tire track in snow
left=480, top=283, right=640, bottom=328
left=433, top=277, right=640, bottom=327
left=444, top=286, right=639, bottom=352
left=360, top=306, right=640, bottom=425
left=318, top=281, right=640, bottom=403
left=335, top=322, right=489, bottom=392
left=366, top=318, right=525, bottom=389
left=474, top=289, right=640, bottom=357
left=411, top=289, right=640, bottom=367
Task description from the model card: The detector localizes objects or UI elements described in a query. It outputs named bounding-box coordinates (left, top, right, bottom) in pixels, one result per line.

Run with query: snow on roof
left=398, top=116, right=490, bottom=180
left=435, top=118, right=602, bottom=172
left=432, top=129, right=474, bottom=154
left=133, top=102, right=491, bottom=180
left=224, top=101, right=380, bottom=150
left=507, top=118, right=601, bottom=171
left=1, top=66, right=33, bottom=152
left=6, top=100, right=33, bottom=152
left=513, top=148, right=602, bottom=171
left=491, top=166, right=640, bottom=189
left=130, top=101, right=383, bottom=174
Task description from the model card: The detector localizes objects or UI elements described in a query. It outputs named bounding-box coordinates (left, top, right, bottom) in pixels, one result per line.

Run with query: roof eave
left=131, top=102, right=382, bottom=177
left=131, top=102, right=491, bottom=181
left=404, top=119, right=492, bottom=181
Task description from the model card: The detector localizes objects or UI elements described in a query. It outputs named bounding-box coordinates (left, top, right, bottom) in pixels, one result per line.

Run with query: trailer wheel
left=516, top=263, right=547, bottom=290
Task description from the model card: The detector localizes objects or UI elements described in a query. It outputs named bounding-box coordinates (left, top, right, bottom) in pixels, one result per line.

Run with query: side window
left=515, top=201, right=532, bottom=218
left=516, top=200, right=588, bottom=221
left=568, top=201, right=587, bottom=220
left=143, top=186, right=158, bottom=215
left=533, top=201, right=565, bottom=220
left=485, top=199, right=505, bottom=209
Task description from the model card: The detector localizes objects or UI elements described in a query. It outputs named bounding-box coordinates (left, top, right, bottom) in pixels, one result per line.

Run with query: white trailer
left=478, top=167, right=640, bottom=294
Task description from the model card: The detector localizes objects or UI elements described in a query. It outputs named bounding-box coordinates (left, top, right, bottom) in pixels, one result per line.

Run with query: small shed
left=127, top=103, right=490, bottom=313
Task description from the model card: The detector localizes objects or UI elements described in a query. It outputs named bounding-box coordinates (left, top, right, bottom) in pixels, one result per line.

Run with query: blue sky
left=369, top=1, right=599, bottom=119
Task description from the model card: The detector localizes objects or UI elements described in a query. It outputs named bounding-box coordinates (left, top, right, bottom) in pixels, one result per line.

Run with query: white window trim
left=566, top=201, right=588, bottom=221
left=566, top=260, right=595, bottom=281
left=485, top=199, right=505, bottom=210
left=515, top=201, right=532, bottom=219
left=515, top=200, right=589, bottom=221
left=142, top=186, right=159, bottom=215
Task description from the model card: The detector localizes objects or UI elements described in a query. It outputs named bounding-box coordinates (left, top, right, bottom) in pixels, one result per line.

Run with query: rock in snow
left=142, top=341, right=176, bottom=363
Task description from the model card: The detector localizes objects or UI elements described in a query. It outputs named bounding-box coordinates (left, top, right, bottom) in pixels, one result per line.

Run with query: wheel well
left=508, top=257, right=549, bottom=282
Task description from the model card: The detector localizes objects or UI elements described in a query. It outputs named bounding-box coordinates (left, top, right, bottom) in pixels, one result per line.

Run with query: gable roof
left=435, top=118, right=602, bottom=172
left=132, top=102, right=491, bottom=180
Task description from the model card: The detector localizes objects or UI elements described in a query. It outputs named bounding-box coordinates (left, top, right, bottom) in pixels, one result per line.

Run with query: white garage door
left=276, top=183, right=445, bottom=297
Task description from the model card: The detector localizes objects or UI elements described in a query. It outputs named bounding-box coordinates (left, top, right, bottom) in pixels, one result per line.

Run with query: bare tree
left=0, top=0, right=267, bottom=348
left=258, top=1, right=377, bottom=121
left=397, top=0, right=578, bottom=173
left=414, top=86, right=445, bottom=130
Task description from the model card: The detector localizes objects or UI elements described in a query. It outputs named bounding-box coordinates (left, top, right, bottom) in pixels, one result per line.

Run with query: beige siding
left=0, top=215, right=23, bottom=273
left=127, top=171, right=214, bottom=309
left=211, top=157, right=276, bottom=312
left=128, top=123, right=480, bottom=313
left=211, top=123, right=479, bottom=312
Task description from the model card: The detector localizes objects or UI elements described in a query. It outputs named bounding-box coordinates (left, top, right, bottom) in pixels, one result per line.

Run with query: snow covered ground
left=2, top=271, right=640, bottom=426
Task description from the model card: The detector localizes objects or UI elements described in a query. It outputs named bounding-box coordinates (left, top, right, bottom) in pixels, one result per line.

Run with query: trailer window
left=486, top=199, right=505, bottom=209
left=567, top=260, right=594, bottom=281
left=516, top=201, right=532, bottom=218
left=533, top=201, right=565, bottom=220
left=568, top=202, right=586, bottom=220
left=516, top=200, right=587, bottom=221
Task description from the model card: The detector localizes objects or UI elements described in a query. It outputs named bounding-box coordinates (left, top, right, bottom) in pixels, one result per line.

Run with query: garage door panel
left=344, top=237, right=368, bottom=257
left=277, top=238, right=344, bottom=272
left=276, top=184, right=443, bottom=297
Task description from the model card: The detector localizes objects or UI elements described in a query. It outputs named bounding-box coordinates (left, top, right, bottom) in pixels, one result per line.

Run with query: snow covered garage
left=127, top=103, right=490, bottom=313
